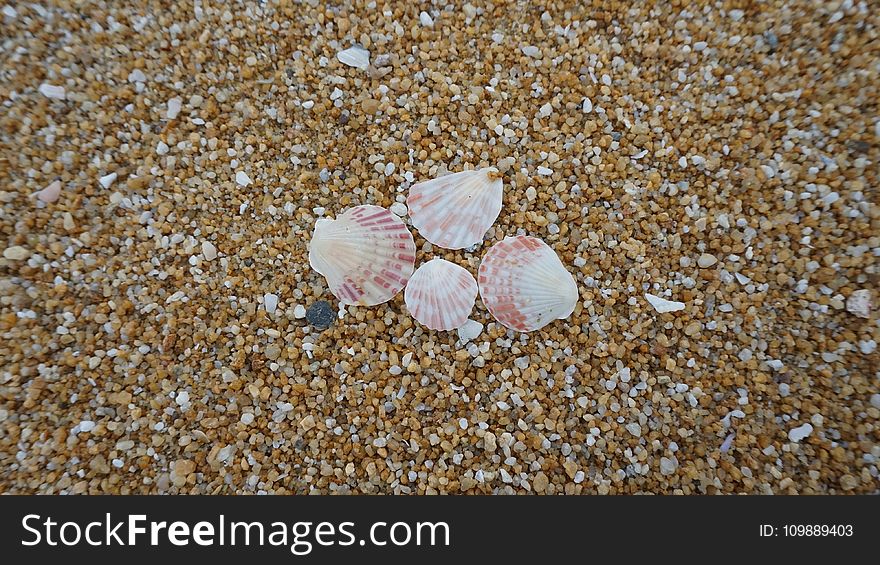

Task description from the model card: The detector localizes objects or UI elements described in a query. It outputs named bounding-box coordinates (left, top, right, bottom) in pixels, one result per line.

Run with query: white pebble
left=38, top=83, right=66, bottom=100
left=201, top=241, right=217, bottom=261
left=235, top=171, right=252, bottom=186
left=156, top=141, right=169, bottom=155
left=127, top=69, right=146, bottom=83
left=457, top=319, right=483, bottom=343
left=788, top=423, right=813, bottom=443
left=294, top=305, right=307, bottom=319
left=697, top=253, right=717, bottom=268
left=419, top=11, right=434, bottom=27
left=264, top=293, right=279, bottom=315
left=390, top=202, right=408, bottom=216
left=79, top=420, right=96, bottom=433
left=521, top=45, right=541, bottom=58
left=167, top=97, right=182, bottom=119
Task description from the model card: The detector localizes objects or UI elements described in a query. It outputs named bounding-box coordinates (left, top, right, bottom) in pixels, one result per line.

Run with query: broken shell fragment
left=33, top=180, right=62, bottom=203
left=336, top=45, right=370, bottom=70
left=308, top=205, right=416, bottom=306
left=407, top=167, right=503, bottom=250
left=404, top=258, right=478, bottom=331
left=478, top=236, right=578, bottom=332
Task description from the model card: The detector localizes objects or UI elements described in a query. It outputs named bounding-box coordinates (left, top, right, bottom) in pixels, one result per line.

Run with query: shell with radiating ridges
left=404, top=259, right=478, bottom=331
left=478, top=236, right=578, bottom=332
left=407, top=167, right=503, bottom=250
left=309, top=205, right=416, bottom=306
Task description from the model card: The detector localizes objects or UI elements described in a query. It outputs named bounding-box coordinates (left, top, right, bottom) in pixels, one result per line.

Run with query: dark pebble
left=306, top=300, right=336, bottom=329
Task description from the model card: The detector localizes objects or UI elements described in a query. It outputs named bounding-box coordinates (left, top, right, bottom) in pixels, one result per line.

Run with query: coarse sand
left=0, top=1, right=878, bottom=494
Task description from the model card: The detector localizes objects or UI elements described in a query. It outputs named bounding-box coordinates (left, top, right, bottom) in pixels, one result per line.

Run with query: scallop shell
left=407, top=167, right=503, bottom=250
left=308, top=205, right=416, bottom=306
left=405, top=259, right=478, bottom=331
left=478, top=236, right=578, bottom=332
left=336, top=46, right=370, bottom=70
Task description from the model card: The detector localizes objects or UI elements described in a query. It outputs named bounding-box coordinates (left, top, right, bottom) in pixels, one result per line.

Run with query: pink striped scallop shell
left=407, top=167, right=503, bottom=250
left=478, top=236, right=579, bottom=332
left=404, top=258, right=478, bottom=331
left=308, top=205, right=416, bottom=306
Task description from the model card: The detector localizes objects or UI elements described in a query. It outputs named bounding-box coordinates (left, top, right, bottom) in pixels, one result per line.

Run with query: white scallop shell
left=404, top=259, right=478, bottom=331
left=478, top=236, right=578, bottom=332
left=309, top=205, right=416, bottom=306
left=407, top=167, right=503, bottom=250
left=336, top=46, right=370, bottom=70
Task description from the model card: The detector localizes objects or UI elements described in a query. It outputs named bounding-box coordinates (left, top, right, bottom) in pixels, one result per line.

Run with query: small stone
left=166, top=97, right=182, bottom=119
left=3, top=246, right=30, bottom=261
left=457, top=319, right=483, bottom=343
left=299, top=414, right=316, bottom=431
left=240, top=413, right=254, bottom=425
left=38, top=83, right=66, bottom=100
left=293, top=305, right=307, bottom=319
left=306, top=300, right=336, bottom=329
left=201, top=241, right=217, bottom=261
left=839, top=474, right=858, bottom=491
left=127, top=69, right=146, bottom=83
left=390, top=202, right=408, bottom=216
left=659, top=456, right=678, bottom=475
left=419, top=11, right=433, bottom=27
left=156, top=141, right=169, bottom=155
left=361, top=98, right=381, bottom=114
left=173, top=459, right=196, bottom=478
left=697, top=253, right=718, bottom=268
left=625, top=423, right=642, bottom=437
left=521, top=45, right=541, bottom=58
left=264, top=293, right=279, bottom=314
left=264, top=344, right=281, bottom=360
left=846, top=289, right=871, bottom=318
left=532, top=472, right=549, bottom=493
left=175, top=391, right=189, bottom=406
left=79, top=420, right=96, bottom=433
left=235, top=171, right=252, bottom=186
left=788, top=423, right=813, bottom=443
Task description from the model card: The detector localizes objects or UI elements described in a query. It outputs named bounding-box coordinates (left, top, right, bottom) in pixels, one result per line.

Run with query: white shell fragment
left=404, top=259, right=478, bottom=331
left=33, top=180, right=62, bottom=203
left=645, top=293, right=686, bottom=313
left=309, top=205, right=416, bottom=306
left=478, top=236, right=578, bottom=332
left=337, top=46, right=370, bottom=70
left=407, top=167, right=503, bottom=250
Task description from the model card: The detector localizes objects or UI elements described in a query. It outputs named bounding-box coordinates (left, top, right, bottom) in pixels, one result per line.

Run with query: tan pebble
left=300, top=414, right=316, bottom=431
left=3, top=246, right=30, bottom=260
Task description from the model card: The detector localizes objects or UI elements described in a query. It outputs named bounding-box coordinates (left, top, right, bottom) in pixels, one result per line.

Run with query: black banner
left=1, top=495, right=874, bottom=562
